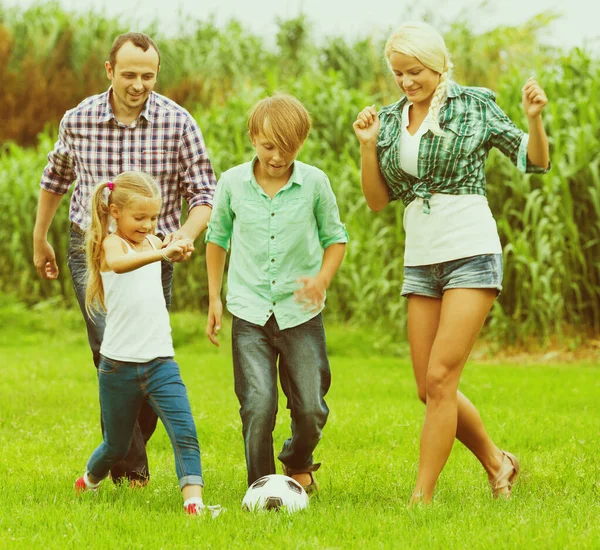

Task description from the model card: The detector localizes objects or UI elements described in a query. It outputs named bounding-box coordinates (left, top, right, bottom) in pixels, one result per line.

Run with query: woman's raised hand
left=522, top=77, right=548, bottom=119
left=353, top=105, right=380, bottom=145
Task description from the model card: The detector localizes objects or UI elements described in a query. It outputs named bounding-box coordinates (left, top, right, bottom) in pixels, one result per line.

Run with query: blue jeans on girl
left=68, top=225, right=174, bottom=483
left=87, top=356, right=203, bottom=489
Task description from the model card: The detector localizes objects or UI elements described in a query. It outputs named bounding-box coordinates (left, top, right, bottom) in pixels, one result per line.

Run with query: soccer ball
left=242, top=474, right=309, bottom=513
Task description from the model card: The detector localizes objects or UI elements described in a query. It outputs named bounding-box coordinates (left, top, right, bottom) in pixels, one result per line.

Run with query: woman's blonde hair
left=85, top=171, right=161, bottom=314
left=384, top=21, right=453, bottom=136
left=247, top=92, right=311, bottom=156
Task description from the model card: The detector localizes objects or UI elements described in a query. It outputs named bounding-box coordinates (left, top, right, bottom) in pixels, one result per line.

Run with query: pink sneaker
left=74, top=473, right=100, bottom=493
left=185, top=502, right=223, bottom=518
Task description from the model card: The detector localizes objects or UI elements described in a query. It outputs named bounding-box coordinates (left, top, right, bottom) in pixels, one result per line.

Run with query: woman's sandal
left=490, top=450, right=520, bottom=498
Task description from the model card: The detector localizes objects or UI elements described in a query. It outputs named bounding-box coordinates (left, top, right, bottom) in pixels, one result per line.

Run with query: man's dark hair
left=109, top=32, right=161, bottom=70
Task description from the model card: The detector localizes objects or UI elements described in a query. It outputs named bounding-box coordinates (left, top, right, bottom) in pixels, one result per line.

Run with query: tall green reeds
left=0, top=4, right=598, bottom=348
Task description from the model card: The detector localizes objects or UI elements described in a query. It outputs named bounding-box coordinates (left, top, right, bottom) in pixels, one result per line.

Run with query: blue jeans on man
left=231, top=313, right=331, bottom=486
left=67, top=226, right=174, bottom=482
left=88, top=356, right=203, bottom=489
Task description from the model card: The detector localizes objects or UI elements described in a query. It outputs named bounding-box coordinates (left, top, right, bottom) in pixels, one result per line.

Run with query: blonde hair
left=384, top=21, right=453, bottom=136
left=247, top=93, right=311, bottom=156
left=85, top=171, right=161, bottom=314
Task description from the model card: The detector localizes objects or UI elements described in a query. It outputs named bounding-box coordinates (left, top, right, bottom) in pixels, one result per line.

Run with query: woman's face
left=388, top=52, right=441, bottom=108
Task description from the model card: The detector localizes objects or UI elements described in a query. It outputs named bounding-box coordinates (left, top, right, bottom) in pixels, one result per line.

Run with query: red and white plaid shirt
left=40, top=88, right=216, bottom=236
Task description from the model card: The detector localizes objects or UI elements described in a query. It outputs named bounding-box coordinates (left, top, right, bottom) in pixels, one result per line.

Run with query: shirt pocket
left=439, top=123, right=478, bottom=159
left=233, top=199, right=267, bottom=227
left=277, top=197, right=313, bottom=225
left=142, top=147, right=172, bottom=177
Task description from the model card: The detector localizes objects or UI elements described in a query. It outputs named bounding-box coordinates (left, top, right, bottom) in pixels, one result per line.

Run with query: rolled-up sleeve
left=487, top=100, right=550, bottom=174
left=314, top=174, right=349, bottom=249
left=205, top=175, right=233, bottom=251
left=178, top=117, right=217, bottom=210
left=40, top=118, right=76, bottom=194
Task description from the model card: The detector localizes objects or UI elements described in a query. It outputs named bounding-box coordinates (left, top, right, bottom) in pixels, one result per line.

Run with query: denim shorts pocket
left=98, top=356, right=123, bottom=374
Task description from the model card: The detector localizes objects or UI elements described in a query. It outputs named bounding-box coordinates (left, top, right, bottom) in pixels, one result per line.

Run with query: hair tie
left=106, top=181, right=114, bottom=191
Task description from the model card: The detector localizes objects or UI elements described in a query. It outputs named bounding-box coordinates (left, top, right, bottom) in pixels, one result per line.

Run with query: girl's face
left=388, top=52, right=441, bottom=109
left=110, top=196, right=161, bottom=244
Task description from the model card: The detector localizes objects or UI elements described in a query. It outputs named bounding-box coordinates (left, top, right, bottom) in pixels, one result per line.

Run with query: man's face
left=105, top=41, right=159, bottom=119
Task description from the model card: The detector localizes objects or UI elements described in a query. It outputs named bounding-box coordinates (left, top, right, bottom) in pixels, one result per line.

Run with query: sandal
left=282, top=463, right=320, bottom=496
left=490, top=451, right=520, bottom=498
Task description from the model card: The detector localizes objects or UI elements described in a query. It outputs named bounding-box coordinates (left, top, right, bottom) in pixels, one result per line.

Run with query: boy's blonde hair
left=247, top=93, right=311, bottom=156
left=85, top=171, right=161, bottom=314
left=384, top=21, right=453, bottom=136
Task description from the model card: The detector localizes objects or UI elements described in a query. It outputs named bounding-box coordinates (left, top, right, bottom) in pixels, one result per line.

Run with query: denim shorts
left=401, top=254, right=503, bottom=299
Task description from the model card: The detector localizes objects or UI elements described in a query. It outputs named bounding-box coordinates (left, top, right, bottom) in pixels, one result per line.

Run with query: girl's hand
left=162, top=233, right=194, bottom=262
left=522, top=77, right=548, bottom=119
left=352, top=105, right=380, bottom=145
left=294, top=276, right=326, bottom=313
left=206, top=299, right=223, bottom=346
left=163, top=239, right=193, bottom=262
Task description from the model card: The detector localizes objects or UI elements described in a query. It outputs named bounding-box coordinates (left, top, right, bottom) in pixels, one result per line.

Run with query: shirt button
left=271, top=258, right=275, bottom=263
left=271, top=235, right=274, bottom=240
left=272, top=301, right=276, bottom=306
left=271, top=212, right=275, bottom=217
left=268, top=310, right=272, bottom=314
left=272, top=280, right=276, bottom=285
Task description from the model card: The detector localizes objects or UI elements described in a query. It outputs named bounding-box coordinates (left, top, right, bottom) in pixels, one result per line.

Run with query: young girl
left=74, top=171, right=220, bottom=517
left=353, top=22, right=549, bottom=505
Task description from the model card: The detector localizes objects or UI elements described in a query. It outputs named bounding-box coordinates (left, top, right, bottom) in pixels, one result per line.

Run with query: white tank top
left=400, top=101, right=502, bottom=266
left=100, top=236, right=174, bottom=362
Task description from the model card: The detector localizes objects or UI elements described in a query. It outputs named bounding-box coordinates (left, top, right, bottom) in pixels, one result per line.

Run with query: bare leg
left=182, top=485, right=203, bottom=501
left=408, top=289, right=499, bottom=503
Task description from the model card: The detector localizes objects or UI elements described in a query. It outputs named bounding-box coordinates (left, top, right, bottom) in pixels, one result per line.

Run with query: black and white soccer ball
left=242, top=474, right=309, bottom=513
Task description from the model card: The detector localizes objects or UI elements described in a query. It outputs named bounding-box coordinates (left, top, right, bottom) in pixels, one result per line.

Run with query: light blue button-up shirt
left=205, top=157, right=349, bottom=329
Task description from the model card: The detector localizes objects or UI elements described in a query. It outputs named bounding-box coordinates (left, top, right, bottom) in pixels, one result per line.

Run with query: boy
left=205, top=93, right=348, bottom=494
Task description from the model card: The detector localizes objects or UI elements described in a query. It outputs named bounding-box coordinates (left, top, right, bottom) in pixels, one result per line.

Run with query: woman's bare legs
left=407, top=290, right=504, bottom=504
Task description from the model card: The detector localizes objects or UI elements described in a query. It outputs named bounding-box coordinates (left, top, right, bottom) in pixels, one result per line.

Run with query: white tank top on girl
left=399, top=101, right=502, bottom=267
left=100, top=236, right=174, bottom=362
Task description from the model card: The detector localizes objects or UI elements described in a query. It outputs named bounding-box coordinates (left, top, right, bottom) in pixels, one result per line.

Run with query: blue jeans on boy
left=232, top=313, right=331, bottom=486
left=87, top=355, right=203, bottom=489
left=67, top=226, right=174, bottom=482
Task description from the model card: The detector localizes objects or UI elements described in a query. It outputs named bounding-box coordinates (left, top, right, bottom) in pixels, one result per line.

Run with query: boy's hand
left=206, top=300, right=223, bottom=346
left=294, top=276, right=326, bottom=313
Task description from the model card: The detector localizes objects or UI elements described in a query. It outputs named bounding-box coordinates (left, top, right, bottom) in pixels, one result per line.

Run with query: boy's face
left=251, top=132, right=301, bottom=180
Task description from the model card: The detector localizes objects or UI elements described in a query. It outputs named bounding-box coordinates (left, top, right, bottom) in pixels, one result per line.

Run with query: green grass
left=0, top=299, right=598, bottom=549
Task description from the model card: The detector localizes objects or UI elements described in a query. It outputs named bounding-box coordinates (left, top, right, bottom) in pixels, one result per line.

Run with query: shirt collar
left=97, top=87, right=154, bottom=124
left=247, top=156, right=304, bottom=190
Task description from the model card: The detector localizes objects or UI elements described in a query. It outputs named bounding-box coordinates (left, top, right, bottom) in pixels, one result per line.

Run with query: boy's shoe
left=282, top=463, right=320, bottom=496
left=490, top=451, right=520, bottom=498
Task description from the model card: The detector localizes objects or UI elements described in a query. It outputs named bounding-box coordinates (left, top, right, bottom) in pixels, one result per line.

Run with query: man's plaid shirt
left=40, top=89, right=216, bottom=236
left=376, top=81, right=550, bottom=213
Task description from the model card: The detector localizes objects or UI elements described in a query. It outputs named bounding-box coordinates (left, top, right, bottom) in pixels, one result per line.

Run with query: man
left=33, top=32, right=216, bottom=485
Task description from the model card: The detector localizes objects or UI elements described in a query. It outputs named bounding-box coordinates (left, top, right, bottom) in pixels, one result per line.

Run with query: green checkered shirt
left=376, top=81, right=550, bottom=213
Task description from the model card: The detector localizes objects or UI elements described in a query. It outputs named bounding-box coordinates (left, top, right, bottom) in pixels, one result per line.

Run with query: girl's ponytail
left=85, top=181, right=113, bottom=314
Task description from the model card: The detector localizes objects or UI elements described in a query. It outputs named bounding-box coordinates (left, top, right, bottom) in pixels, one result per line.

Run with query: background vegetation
left=0, top=2, right=599, bottom=348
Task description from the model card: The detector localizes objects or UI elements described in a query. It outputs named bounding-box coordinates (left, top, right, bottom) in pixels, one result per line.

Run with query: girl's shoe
left=490, top=451, right=520, bottom=498
left=185, top=501, right=223, bottom=518
left=74, top=473, right=100, bottom=493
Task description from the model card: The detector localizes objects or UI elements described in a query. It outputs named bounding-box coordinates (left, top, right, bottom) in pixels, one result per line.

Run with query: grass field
left=0, top=298, right=598, bottom=549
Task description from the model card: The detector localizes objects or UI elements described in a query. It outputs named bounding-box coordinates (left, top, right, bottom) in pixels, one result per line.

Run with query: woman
left=352, top=21, right=549, bottom=505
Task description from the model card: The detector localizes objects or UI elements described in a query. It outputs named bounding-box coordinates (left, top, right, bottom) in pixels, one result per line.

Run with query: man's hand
left=33, top=239, right=59, bottom=279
